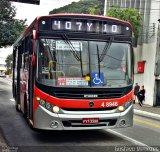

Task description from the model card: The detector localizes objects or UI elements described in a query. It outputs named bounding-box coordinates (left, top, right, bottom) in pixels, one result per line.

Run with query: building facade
left=104, top=0, right=160, bottom=106
left=0, top=58, right=6, bottom=75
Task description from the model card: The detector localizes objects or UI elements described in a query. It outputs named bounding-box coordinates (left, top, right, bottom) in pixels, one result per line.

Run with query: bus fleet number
left=101, top=102, right=118, bottom=107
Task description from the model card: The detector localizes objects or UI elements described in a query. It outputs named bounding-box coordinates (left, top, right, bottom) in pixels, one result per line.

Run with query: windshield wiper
left=97, top=45, right=101, bottom=78
left=61, top=34, right=80, bottom=61
left=61, top=34, right=84, bottom=77
left=96, top=37, right=113, bottom=79
left=79, top=43, right=84, bottom=76
left=99, top=37, right=113, bottom=62
left=125, top=52, right=128, bottom=81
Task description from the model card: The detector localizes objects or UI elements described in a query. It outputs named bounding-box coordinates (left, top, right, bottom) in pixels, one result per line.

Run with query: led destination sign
left=51, top=18, right=131, bottom=35
left=39, top=18, right=131, bottom=36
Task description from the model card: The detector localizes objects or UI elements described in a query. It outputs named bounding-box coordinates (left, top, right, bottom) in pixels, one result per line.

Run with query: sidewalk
left=0, top=77, right=12, bottom=85
left=134, top=103, right=160, bottom=120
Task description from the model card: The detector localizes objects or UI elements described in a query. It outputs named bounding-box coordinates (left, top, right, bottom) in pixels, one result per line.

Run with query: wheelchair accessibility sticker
left=91, top=72, right=104, bottom=86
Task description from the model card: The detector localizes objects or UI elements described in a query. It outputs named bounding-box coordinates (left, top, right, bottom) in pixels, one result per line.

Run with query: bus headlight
left=117, top=100, right=132, bottom=112
left=118, top=106, right=125, bottom=112
left=39, top=99, right=45, bottom=106
left=53, top=106, right=60, bottom=113
left=124, top=100, right=132, bottom=109
left=45, top=102, right=52, bottom=110
left=38, top=99, right=61, bottom=113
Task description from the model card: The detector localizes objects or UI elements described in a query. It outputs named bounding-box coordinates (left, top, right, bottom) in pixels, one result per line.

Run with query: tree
left=88, top=0, right=104, bottom=15
left=107, top=7, right=142, bottom=39
left=0, top=0, right=27, bottom=48
left=50, top=0, right=104, bottom=15
left=5, top=53, right=13, bottom=75
left=88, top=5, right=101, bottom=15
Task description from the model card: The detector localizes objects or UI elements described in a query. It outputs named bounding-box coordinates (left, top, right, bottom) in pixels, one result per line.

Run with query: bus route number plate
left=82, top=118, right=99, bottom=124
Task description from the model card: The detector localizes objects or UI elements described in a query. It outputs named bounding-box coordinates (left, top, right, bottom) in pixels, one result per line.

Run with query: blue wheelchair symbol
left=91, top=72, right=104, bottom=86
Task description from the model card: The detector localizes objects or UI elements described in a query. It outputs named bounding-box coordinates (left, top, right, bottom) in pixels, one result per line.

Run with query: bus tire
left=23, top=95, right=28, bottom=119
left=15, top=90, right=21, bottom=112
left=16, top=104, right=21, bottom=112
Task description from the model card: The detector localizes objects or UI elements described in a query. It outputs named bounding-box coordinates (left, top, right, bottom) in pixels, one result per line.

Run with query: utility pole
left=104, top=0, right=107, bottom=16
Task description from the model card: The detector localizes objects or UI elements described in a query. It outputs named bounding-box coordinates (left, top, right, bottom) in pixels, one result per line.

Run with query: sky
left=12, top=0, right=80, bottom=25
left=0, top=0, right=80, bottom=60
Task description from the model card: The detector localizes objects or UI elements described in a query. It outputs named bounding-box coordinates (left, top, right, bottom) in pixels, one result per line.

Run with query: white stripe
left=107, top=129, right=160, bottom=152
left=107, top=129, right=148, bottom=146
left=10, top=99, right=15, bottom=102
left=134, top=109, right=160, bottom=119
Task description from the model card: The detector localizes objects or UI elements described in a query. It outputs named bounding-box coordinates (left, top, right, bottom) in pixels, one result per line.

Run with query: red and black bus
left=12, top=14, right=134, bottom=130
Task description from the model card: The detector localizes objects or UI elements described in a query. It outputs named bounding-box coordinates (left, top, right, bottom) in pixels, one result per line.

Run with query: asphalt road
left=0, top=78, right=160, bottom=152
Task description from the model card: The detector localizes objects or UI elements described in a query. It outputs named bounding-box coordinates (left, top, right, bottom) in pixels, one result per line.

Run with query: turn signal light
left=36, top=96, right=41, bottom=101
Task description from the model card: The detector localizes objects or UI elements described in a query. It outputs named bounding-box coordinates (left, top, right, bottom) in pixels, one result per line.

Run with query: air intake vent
left=53, top=87, right=131, bottom=99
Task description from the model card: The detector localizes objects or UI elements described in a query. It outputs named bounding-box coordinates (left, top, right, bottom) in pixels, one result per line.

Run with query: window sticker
left=57, top=77, right=88, bottom=86
left=91, top=72, right=104, bottom=86
left=56, top=40, right=82, bottom=51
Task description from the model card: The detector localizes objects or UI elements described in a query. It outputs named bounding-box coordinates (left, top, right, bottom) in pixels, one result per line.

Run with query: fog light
left=53, top=106, right=60, bottom=113
left=51, top=121, right=59, bottom=128
left=118, top=106, right=125, bottom=112
left=119, top=120, right=126, bottom=126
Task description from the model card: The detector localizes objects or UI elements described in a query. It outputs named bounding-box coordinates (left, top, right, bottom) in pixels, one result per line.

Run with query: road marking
left=10, top=99, right=15, bottom=102
left=10, top=99, right=15, bottom=105
left=107, top=129, right=160, bottom=152
left=134, top=118, right=160, bottom=129
left=107, top=129, right=147, bottom=146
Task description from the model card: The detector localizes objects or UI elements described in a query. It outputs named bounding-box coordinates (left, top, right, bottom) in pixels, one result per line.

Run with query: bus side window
left=24, top=55, right=29, bottom=70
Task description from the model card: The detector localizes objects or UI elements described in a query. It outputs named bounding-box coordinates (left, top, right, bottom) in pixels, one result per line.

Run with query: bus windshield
left=37, top=38, right=132, bottom=88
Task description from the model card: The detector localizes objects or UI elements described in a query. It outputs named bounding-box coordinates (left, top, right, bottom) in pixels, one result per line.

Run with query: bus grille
left=54, top=88, right=126, bottom=99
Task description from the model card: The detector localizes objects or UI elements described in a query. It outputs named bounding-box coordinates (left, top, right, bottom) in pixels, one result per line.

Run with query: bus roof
left=13, top=13, right=132, bottom=47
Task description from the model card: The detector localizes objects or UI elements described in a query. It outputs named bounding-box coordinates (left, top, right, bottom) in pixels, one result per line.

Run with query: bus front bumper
left=33, top=105, right=133, bottom=130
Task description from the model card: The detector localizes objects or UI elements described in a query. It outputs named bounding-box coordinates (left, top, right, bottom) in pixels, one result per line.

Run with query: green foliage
left=107, top=7, right=142, bottom=38
left=0, top=0, right=27, bottom=48
left=5, top=53, right=13, bottom=74
left=88, top=5, right=100, bottom=15
left=50, top=0, right=104, bottom=15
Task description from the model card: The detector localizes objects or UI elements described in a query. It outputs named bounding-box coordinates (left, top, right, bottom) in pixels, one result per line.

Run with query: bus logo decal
left=84, top=94, right=98, bottom=98
left=89, top=101, right=94, bottom=107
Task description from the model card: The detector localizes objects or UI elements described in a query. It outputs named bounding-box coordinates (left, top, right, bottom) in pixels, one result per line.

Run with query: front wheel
left=23, top=98, right=28, bottom=119
left=15, top=93, right=21, bottom=112
left=16, top=104, right=21, bottom=112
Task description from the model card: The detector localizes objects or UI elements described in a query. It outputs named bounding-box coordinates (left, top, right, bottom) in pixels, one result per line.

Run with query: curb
left=134, top=109, right=160, bottom=121
left=0, top=77, right=12, bottom=83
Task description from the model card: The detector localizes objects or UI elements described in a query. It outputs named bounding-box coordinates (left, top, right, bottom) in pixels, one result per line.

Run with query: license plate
left=82, top=118, right=99, bottom=124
